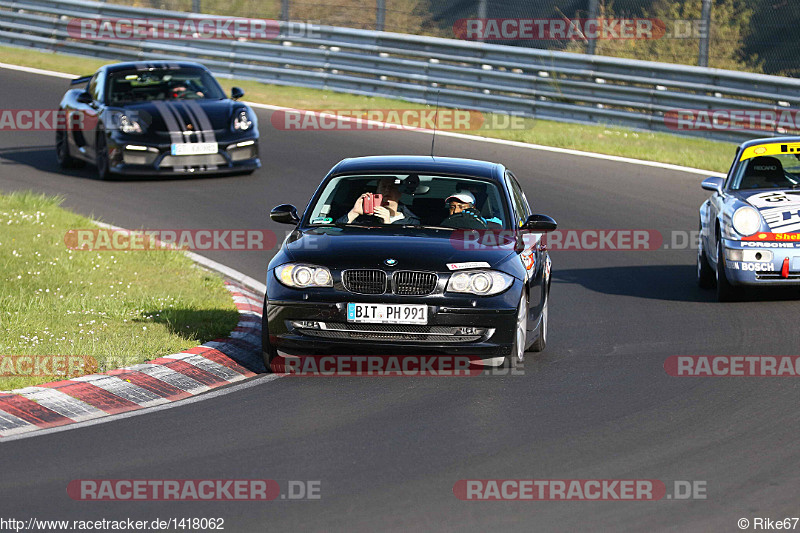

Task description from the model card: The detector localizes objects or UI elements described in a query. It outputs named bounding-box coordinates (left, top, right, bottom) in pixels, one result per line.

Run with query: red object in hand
left=363, top=193, right=382, bottom=215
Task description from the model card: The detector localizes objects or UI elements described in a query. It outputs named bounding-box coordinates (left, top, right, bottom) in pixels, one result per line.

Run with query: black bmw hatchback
left=263, top=156, right=556, bottom=368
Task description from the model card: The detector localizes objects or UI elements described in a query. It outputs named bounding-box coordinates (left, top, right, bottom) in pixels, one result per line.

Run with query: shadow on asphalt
left=0, top=145, right=256, bottom=182
left=553, top=264, right=800, bottom=303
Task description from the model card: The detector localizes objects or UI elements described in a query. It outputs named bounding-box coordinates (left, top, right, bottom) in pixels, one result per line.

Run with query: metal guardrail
left=1, top=0, right=799, bottom=142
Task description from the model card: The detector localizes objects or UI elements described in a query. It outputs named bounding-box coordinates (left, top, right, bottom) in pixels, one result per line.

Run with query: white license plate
left=347, top=303, right=427, bottom=324
left=170, top=142, right=218, bottom=156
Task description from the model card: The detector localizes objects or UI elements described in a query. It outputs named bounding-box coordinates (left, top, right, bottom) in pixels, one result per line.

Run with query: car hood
left=109, top=99, right=242, bottom=134
left=280, top=227, right=517, bottom=272
left=730, top=189, right=800, bottom=233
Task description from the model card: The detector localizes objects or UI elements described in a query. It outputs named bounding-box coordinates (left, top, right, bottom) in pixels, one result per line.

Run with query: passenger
left=339, top=177, right=421, bottom=225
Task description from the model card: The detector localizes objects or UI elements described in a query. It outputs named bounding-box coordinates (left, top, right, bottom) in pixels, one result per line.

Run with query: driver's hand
left=373, top=205, right=392, bottom=224
left=347, top=194, right=368, bottom=222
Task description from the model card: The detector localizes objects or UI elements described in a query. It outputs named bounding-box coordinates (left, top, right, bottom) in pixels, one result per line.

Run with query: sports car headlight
left=276, top=263, right=333, bottom=288
left=118, top=114, right=143, bottom=134
left=446, top=270, right=513, bottom=296
left=732, top=206, right=762, bottom=237
left=233, top=109, right=252, bottom=131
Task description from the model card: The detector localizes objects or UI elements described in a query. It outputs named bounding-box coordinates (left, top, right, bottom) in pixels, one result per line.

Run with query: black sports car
left=56, top=61, right=260, bottom=179
left=262, top=156, right=556, bottom=369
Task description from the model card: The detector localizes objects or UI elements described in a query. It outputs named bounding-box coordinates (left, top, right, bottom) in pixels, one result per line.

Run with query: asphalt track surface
left=1, top=67, right=799, bottom=532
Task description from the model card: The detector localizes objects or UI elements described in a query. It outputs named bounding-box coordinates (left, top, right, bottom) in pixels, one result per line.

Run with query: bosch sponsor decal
left=730, top=262, right=774, bottom=272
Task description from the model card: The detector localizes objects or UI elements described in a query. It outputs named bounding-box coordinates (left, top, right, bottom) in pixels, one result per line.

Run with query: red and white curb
left=0, top=281, right=264, bottom=438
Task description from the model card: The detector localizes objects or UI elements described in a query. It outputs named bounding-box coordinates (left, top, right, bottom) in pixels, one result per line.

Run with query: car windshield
left=106, top=68, right=226, bottom=104
left=306, top=174, right=509, bottom=229
left=731, top=153, right=800, bottom=190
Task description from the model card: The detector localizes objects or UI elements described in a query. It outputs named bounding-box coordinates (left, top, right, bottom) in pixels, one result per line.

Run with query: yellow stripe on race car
left=740, top=142, right=800, bottom=161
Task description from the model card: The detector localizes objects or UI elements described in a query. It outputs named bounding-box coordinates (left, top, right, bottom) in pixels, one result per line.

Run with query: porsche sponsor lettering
left=731, top=262, right=773, bottom=272
left=741, top=241, right=797, bottom=248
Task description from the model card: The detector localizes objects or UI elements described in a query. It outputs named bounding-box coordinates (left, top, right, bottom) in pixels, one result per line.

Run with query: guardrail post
left=586, top=0, right=598, bottom=55
left=698, top=0, right=712, bottom=67
left=376, top=0, right=385, bottom=31
left=281, top=0, right=290, bottom=22
left=192, top=0, right=200, bottom=13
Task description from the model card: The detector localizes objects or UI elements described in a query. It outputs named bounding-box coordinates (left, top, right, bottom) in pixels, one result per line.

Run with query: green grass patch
left=0, top=191, right=239, bottom=391
left=0, top=43, right=734, bottom=171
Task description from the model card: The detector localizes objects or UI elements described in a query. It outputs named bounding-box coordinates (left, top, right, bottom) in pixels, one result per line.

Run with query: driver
left=339, top=177, right=421, bottom=225
left=440, top=190, right=488, bottom=229
left=168, top=79, right=204, bottom=99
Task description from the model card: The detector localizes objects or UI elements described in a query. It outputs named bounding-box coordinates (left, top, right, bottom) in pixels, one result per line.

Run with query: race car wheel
left=697, top=232, right=715, bottom=289
left=716, top=240, right=740, bottom=302
left=261, top=298, right=280, bottom=372
left=55, top=129, right=84, bottom=169
left=530, top=288, right=548, bottom=353
left=96, top=129, right=111, bottom=181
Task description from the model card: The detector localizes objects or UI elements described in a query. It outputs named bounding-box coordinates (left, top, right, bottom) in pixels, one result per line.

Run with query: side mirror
left=76, top=91, right=93, bottom=105
left=231, top=87, right=245, bottom=100
left=271, top=204, right=300, bottom=225
left=701, top=176, right=724, bottom=194
left=523, top=214, right=557, bottom=232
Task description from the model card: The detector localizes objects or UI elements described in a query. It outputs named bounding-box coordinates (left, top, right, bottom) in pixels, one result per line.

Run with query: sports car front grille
left=294, top=322, right=487, bottom=343
left=160, top=154, right=225, bottom=167
left=392, top=271, right=438, bottom=295
left=756, top=272, right=800, bottom=280
left=342, top=270, right=387, bottom=294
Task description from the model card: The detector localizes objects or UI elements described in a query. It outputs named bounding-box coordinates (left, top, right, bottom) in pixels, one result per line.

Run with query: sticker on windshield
left=740, top=142, right=800, bottom=161
left=311, top=217, right=333, bottom=224
left=447, top=261, right=491, bottom=270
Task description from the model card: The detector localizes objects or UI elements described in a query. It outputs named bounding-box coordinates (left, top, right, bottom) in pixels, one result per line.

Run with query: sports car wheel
left=530, top=288, right=548, bottom=352
left=261, top=299, right=280, bottom=372
left=697, top=231, right=715, bottom=289
left=96, top=130, right=111, bottom=180
left=55, top=129, right=84, bottom=169
left=716, top=240, right=740, bottom=302
left=505, top=290, right=528, bottom=367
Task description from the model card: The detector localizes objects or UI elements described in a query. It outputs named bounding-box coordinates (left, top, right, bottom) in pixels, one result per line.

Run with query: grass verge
left=0, top=191, right=239, bottom=391
left=0, top=44, right=734, bottom=172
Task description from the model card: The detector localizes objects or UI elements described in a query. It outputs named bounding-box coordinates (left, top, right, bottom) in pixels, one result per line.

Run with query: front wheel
left=55, top=129, right=84, bottom=169
left=716, top=240, right=741, bottom=302
left=697, top=236, right=715, bottom=289
left=96, top=130, right=112, bottom=180
left=505, top=290, right=528, bottom=368
left=529, top=289, right=548, bottom=352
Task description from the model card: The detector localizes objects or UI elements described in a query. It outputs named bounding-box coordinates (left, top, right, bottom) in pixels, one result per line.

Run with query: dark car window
left=307, top=174, right=509, bottom=228
left=729, top=154, right=800, bottom=190
left=88, top=73, right=103, bottom=103
left=504, top=171, right=531, bottom=227
left=106, top=68, right=226, bottom=105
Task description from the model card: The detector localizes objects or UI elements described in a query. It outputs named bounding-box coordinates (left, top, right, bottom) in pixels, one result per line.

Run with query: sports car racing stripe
left=152, top=101, right=184, bottom=144
left=12, top=387, right=105, bottom=422
left=184, top=101, right=219, bottom=170
left=39, top=380, right=141, bottom=415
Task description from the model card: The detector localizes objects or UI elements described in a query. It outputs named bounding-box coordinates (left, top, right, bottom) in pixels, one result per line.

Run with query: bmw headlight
left=732, top=206, right=762, bottom=237
left=117, top=113, right=143, bottom=134
left=276, top=263, right=333, bottom=288
left=233, top=109, right=252, bottom=131
left=446, top=270, right=513, bottom=296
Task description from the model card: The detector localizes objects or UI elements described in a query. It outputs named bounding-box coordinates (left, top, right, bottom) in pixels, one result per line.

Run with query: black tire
left=716, top=240, right=740, bottom=302
left=697, top=233, right=715, bottom=289
left=55, top=129, right=84, bottom=169
left=261, top=299, right=279, bottom=372
left=96, top=129, right=112, bottom=180
left=504, top=290, right=528, bottom=368
left=529, top=288, right=548, bottom=352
